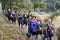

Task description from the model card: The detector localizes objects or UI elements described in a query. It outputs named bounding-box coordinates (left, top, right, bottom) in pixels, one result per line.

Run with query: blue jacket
left=29, top=20, right=37, bottom=29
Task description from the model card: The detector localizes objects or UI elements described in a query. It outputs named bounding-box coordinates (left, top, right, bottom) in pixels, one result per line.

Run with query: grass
left=42, top=10, right=60, bottom=26
left=44, top=10, right=60, bottom=23
left=0, top=13, right=32, bottom=40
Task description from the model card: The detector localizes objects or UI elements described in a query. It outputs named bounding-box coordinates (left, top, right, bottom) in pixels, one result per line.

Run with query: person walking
left=18, top=11, right=23, bottom=28
left=26, top=16, right=37, bottom=39
left=11, top=9, right=16, bottom=23
left=7, top=8, right=12, bottom=21
left=36, top=17, right=43, bottom=40
left=23, top=12, right=28, bottom=26
left=46, top=19, right=54, bottom=40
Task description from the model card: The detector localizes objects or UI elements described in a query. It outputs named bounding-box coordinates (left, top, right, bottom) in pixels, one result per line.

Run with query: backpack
left=11, top=13, right=15, bottom=17
left=29, top=21, right=37, bottom=34
left=30, top=21, right=37, bottom=29
left=23, top=14, right=27, bottom=18
left=26, top=32, right=31, bottom=38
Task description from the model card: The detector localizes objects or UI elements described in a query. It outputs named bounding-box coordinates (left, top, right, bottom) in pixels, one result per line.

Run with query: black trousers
left=8, top=16, right=11, bottom=21
left=23, top=19, right=27, bottom=25
left=18, top=19, right=22, bottom=26
left=29, top=29, right=42, bottom=36
left=47, top=37, right=52, bottom=40
left=47, top=31, right=53, bottom=40
left=11, top=17, right=16, bottom=23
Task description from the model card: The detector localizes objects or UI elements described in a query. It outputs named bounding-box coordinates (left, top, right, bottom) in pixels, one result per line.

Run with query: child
left=18, top=11, right=23, bottom=28
left=23, top=12, right=28, bottom=26
left=27, top=16, right=37, bottom=38
left=11, top=9, right=16, bottom=23
left=36, top=17, right=43, bottom=40
left=7, top=8, right=11, bottom=21
left=46, top=19, right=54, bottom=40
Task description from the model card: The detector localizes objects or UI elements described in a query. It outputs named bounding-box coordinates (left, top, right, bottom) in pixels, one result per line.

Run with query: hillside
left=0, top=12, right=59, bottom=40
left=0, top=13, right=32, bottom=40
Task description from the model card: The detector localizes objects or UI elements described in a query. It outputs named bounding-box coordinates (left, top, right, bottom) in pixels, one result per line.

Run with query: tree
left=39, top=2, right=46, bottom=8
left=1, top=0, right=33, bottom=11
left=31, top=0, right=39, bottom=10
left=31, top=0, right=46, bottom=10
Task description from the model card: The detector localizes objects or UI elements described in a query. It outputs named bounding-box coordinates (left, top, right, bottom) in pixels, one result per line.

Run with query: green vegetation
left=44, top=10, right=60, bottom=22
left=42, top=10, right=60, bottom=26
left=1, top=0, right=33, bottom=10
left=1, top=0, right=46, bottom=11
left=0, top=13, right=32, bottom=40
left=31, top=0, right=46, bottom=10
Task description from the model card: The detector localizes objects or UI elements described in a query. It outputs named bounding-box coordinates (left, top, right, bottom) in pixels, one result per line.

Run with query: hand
left=52, top=30, right=54, bottom=34
left=39, top=27, right=42, bottom=30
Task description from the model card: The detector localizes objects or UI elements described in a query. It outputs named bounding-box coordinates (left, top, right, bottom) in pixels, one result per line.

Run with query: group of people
left=17, top=11, right=32, bottom=28
left=4, top=8, right=54, bottom=40
left=27, top=17, right=54, bottom=40
left=4, top=8, right=32, bottom=28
